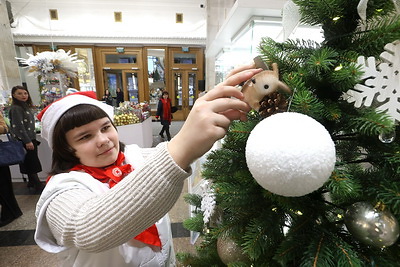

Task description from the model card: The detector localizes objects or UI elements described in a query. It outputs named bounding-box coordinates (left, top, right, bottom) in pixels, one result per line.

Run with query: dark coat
left=156, top=99, right=172, bottom=126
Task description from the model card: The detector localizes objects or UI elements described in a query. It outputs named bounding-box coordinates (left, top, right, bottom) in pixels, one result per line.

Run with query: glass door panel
left=147, top=49, right=166, bottom=112
left=172, top=70, right=198, bottom=120
left=75, top=48, right=96, bottom=92
left=103, top=70, right=123, bottom=106
left=173, top=72, right=183, bottom=112
left=124, top=72, right=139, bottom=103
left=188, top=72, right=197, bottom=109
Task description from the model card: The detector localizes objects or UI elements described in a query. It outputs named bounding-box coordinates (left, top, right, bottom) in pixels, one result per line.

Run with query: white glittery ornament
left=245, top=112, right=336, bottom=197
left=200, top=181, right=216, bottom=224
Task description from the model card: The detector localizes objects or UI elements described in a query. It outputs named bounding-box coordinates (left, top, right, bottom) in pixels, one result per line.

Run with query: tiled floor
left=0, top=120, right=198, bottom=266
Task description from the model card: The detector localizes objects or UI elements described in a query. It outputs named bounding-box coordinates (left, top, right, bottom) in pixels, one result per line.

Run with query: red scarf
left=70, top=152, right=162, bottom=248
left=161, top=98, right=172, bottom=123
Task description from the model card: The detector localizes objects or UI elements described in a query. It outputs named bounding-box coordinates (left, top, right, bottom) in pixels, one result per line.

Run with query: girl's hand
left=168, top=64, right=262, bottom=170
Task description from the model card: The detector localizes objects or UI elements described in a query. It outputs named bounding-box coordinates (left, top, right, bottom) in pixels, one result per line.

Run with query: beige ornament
left=241, top=63, right=291, bottom=111
left=217, top=236, right=247, bottom=265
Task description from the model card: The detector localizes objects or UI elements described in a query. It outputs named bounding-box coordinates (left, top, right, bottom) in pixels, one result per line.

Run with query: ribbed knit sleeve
left=44, top=142, right=190, bottom=253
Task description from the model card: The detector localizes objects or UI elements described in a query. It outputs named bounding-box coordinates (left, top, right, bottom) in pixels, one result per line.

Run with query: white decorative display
left=200, top=180, right=216, bottom=224
left=17, top=49, right=81, bottom=78
left=245, top=112, right=336, bottom=197
left=345, top=41, right=400, bottom=122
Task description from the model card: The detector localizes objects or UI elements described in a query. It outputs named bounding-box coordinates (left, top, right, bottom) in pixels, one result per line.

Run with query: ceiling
left=7, top=0, right=208, bottom=45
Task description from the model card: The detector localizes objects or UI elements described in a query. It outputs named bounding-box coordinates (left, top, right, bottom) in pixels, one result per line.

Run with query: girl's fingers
left=226, top=62, right=257, bottom=78
left=201, top=85, right=244, bottom=101
left=219, top=109, right=248, bottom=122
left=207, top=97, right=251, bottom=114
left=222, top=68, right=263, bottom=87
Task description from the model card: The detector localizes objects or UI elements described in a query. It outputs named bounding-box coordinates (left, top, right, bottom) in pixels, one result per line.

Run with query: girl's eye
left=101, top=125, right=111, bottom=132
left=78, top=134, right=91, bottom=141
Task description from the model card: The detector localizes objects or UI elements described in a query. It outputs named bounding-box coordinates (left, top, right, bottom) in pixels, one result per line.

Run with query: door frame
left=171, top=69, right=199, bottom=120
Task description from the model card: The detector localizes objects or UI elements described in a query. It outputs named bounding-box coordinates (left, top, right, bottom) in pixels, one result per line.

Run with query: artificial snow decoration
left=200, top=180, right=216, bottom=224
left=345, top=40, right=400, bottom=122
left=245, top=112, right=336, bottom=197
left=16, top=49, right=81, bottom=78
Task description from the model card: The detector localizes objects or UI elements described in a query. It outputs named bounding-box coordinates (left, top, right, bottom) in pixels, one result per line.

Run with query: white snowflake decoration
left=345, top=40, right=400, bottom=122
left=200, top=180, right=216, bottom=224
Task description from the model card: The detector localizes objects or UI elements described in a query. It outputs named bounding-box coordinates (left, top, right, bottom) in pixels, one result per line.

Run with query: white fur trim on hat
left=40, top=94, right=114, bottom=148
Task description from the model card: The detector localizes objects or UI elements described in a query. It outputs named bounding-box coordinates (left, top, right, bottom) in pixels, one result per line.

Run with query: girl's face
left=163, top=94, right=168, bottom=99
left=65, top=117, right=120, bottom=168
left=13, top=89, right=29, bottom=102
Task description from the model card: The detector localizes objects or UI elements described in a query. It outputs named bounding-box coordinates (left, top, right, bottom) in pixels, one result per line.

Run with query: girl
left=34, top=64, right=261, bottom=266
left=156, top=91, right=172, bottom=140
left=9, top=85, right=43, bottom=192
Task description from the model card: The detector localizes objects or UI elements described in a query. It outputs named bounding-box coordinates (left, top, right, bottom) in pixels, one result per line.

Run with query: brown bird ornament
left=241, top=61, right=291, bottom=111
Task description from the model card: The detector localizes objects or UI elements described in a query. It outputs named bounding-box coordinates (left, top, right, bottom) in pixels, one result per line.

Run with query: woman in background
left=102, top=89, right=114, bottom=106
left=9, top=85, right=43, bottom=192
left=0, top=112, right=23, bottom=226
left=156, top=91, right=172, bottom=141
left=116, top=87, right=124, bottom=107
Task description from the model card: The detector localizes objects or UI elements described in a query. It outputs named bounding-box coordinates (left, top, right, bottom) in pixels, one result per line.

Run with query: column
left=0, top=0, right=21, bottom=102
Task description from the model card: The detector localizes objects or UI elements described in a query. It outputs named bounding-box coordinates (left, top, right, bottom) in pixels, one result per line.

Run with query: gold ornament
left=216, top=236, right=247, bottom=265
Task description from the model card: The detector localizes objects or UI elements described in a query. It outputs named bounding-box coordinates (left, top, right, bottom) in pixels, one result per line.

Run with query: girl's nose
left=97, top=133, right=110, bottom=147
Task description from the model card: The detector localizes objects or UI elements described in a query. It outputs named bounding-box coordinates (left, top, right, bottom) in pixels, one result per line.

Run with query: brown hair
left=11, top=85, right=33, bottom=108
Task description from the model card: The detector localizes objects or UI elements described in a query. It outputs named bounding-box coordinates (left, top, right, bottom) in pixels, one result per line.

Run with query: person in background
left=0, top=112, right=23, bottom=227
left=116, top=87, right=124, bottom=107
left=102, top=89, right=114, bottom=106
left=156, top=91, right=172, bottom=141
left=9, top=85, right=44, bottom=192
left=34, top=64, right=261, bottom=266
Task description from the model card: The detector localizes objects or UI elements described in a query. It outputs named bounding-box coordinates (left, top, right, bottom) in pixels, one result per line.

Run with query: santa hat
left=37, top=91, right=114, bottom=148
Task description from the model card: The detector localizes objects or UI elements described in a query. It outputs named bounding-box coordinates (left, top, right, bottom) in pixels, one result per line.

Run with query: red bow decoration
left=70, top=152, right=162, bottom=248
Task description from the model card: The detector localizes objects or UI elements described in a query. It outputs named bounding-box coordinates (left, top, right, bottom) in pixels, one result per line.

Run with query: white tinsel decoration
left=200, top=180, right=216, bottom=224
left=16, top=49, right=81, bottom=78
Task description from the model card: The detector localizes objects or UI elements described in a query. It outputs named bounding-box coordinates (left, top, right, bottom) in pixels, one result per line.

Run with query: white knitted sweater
left=35, top=142, right=190, bottom=266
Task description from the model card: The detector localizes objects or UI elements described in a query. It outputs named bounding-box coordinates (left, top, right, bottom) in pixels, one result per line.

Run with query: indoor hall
left=2, top=0, right=389, bottom=266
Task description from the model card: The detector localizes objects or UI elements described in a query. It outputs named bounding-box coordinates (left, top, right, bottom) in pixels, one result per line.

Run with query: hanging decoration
left=344, top=202, right=400, bottom=248
left=200, top=180, right=216, bottom=225
left=344, top=41, right=400, bottom=122
left=245, top=112, right=336, bottom=197
left=16, top=49, right=81, bottom=106
left=281, top=0, right=301, bottom=40
left=217, top=236, right=248, bottom=265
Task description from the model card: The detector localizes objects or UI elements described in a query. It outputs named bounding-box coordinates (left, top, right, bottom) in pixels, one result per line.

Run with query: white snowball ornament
left=245, top=112, right=336, bottom=197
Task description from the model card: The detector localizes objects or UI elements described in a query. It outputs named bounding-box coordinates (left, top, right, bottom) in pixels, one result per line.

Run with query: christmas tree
left=178, top=0, right=400, bottom=266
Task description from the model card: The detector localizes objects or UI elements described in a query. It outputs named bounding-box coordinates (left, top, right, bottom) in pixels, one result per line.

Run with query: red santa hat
left=37, top=91, right=114, bottom=148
